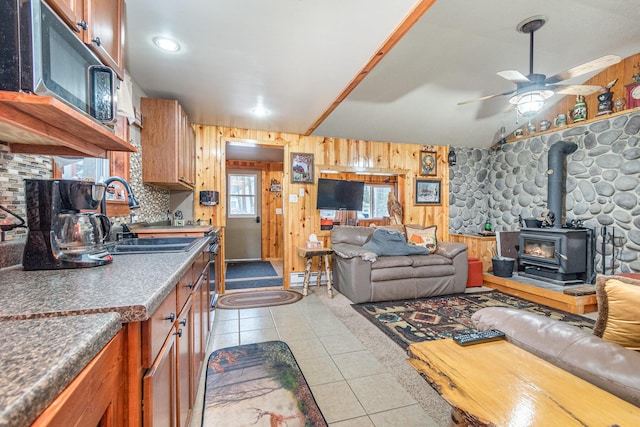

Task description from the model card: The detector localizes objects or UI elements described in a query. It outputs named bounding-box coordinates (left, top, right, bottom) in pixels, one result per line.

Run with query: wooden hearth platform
left=482, top=273, right=597, bottom=314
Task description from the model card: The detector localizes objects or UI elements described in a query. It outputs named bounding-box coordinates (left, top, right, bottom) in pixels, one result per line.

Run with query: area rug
left=202, top=341, right=327, bottom=427
left=353, top=291, right=595, bottom=350
left=226, top=261, right=277, bottom=279
left=217, top=290, right=302, bottom=309
left=225, top=278, right=283, bottom=290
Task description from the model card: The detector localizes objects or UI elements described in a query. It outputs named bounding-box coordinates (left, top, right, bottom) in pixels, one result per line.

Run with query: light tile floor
left=191, top=290, right=439, bottom=427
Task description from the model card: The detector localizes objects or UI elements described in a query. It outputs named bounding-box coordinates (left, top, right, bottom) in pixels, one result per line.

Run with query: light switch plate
left=299, top=188, right=305, bottom=197
left=289, top=194, right=298, bottom=203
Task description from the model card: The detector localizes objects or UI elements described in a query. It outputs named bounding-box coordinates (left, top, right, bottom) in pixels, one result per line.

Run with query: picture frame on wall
left=291, top=152, right=314, bottom=184
left=420, top=150, right=437, bottom=176
left=415, top=180, right=441, bottom=205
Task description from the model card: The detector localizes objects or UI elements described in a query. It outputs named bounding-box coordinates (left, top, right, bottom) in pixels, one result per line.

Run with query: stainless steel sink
left=108, top=237, right=202, bottom=254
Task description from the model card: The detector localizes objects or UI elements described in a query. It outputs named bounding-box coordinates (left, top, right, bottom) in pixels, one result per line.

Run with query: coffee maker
left=23, top=179, right=113, bottom=270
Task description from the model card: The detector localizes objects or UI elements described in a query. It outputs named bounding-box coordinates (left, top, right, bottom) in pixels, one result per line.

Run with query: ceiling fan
left=458, top=16, right=621, bottom=117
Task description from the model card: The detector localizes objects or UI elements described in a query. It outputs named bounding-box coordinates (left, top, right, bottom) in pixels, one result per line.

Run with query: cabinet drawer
left=142, top=287, right=177, bottom=368
left=176, top=266, right=194, bottom=313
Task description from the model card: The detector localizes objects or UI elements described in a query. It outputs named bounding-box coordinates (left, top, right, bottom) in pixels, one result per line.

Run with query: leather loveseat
left=330, top=225, right=468, bottom=303
left=472, top=275, right=640, bottom=407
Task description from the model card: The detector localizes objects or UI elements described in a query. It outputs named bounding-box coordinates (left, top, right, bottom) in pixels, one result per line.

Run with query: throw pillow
left=405, top=225, right=437, bottom=252
left=594, top=275, right=640, bottom=351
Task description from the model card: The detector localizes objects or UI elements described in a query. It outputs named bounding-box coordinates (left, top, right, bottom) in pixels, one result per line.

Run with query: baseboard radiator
left=289, top=271, right=333, bottom=287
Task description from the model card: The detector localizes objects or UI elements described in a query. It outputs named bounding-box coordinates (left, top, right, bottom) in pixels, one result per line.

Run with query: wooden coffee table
left=408, top=338, right=640, bottom=426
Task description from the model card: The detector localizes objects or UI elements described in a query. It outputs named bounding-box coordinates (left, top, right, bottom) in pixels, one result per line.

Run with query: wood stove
left=519, top=228, right=588, bottom=285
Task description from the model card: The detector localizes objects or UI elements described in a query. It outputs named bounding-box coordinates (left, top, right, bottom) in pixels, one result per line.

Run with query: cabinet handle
left=165, top=312, right=176, bottom=322
left=174, top=329, right=183, bottom=338
left=77, top=20, right=88, bottom=30
left=187, top=281, right=194, bottom=290
left=92, top=36, right=102, bottom=47
left=179, top=318, right=187, bottom=326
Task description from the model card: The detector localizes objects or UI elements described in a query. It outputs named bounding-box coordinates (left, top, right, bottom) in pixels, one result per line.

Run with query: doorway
left=223, top=141, right=285, bottom=291
left=225, top=170, right=262, bottom=260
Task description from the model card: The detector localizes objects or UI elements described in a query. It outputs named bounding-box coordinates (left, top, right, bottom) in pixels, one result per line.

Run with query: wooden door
left=176, top=300, right=193, bottom=427
left=143, top=333, right=177, bottom=427
left=45, top=0, right=85, bottom=32
left=84, top=0, right=124, bottom=78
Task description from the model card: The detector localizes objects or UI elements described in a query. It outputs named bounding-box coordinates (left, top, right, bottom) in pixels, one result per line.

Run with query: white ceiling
left=125, top=0, right=640, bottom=153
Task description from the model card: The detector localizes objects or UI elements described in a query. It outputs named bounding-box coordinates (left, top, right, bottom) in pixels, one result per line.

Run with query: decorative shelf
left=506, top=106, right=640, bottom=143
left=0, top=91, right=136, bottom=158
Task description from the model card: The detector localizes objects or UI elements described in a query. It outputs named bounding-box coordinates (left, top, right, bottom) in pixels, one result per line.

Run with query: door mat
left=226, top=261, right=277, bottom=279
left=217, top=290, right=301, bottom=309
left=225, top=278, right=283, bottom=291
left=202, top=341, right=327, bottom=427
left=353, top=290, right=595, bottom=350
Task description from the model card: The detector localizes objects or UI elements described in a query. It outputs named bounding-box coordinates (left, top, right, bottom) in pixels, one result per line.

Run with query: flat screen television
left=316, top=178, right=365, bottom=211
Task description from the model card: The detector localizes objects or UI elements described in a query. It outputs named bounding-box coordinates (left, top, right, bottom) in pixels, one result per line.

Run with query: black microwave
left=0, top=0, right=117, bottom=125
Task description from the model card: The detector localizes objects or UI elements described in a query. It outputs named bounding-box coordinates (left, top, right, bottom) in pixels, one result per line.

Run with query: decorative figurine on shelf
left=484, top=220, right=492, bottom=232
left=614, top=97, right=626, bottom=112
left=596, top=79, right=617, bottom=116
left=569, top=95, right=587, bottom=123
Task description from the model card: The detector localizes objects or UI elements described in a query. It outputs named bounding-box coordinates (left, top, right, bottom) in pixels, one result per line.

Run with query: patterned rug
left=217, top=290, right=302, bottom=309
left=202, top=341, right=327, bottom=426
left=352, top=291, right=595, bottom=350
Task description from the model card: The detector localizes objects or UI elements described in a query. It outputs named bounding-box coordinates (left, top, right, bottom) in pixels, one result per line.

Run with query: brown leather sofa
left=472, top=306, right=640, bottom=407
left=330, top=225, right=468, bottom=303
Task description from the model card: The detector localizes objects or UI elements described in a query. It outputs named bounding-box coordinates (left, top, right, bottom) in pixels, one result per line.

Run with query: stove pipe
left=547, top=140, right=577, bottom=228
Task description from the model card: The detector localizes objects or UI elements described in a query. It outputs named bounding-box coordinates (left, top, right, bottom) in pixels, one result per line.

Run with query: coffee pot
left=23, top=179, right=113, bottom=270
left=53, top=212, right=111, bottom=254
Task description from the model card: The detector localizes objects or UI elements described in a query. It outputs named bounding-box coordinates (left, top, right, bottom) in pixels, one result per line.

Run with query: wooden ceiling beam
left=305, top=0, right=437, bottom=136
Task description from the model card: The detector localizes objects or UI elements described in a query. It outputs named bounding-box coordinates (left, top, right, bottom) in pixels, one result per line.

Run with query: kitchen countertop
left=0, top=313, right=122, bottom=427
left=0, top=236, right=210, bottom=322
left=0, top=235, right=210, bottom=425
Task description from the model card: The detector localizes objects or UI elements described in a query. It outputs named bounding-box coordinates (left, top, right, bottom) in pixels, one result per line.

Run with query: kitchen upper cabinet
left=46, top=0, right=124, bottom=79
left=141, top=98, right=196, bottom=191
left=84, top=0, right=125, bottom=79
left=46, top=0, right=85, bottom=32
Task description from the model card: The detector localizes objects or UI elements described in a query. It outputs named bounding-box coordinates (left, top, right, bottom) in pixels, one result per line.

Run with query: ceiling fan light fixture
left=509, top=90, right=553, bottom=117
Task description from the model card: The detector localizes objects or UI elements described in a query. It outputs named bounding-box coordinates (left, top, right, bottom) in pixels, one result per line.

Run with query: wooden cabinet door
left=141, top=98, right=195, bottom=190
left=176, top=299, right=193, bottom=427
left=45, top=0, right=85, bottom=32
left=84, top=0, right=124, bottom=78
left=177, top=106, right=195, bottom=187
left=143, top=332, right=177, bottom=427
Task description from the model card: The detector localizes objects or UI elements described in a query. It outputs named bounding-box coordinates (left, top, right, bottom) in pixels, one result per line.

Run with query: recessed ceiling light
left=153, top=37, right=180, bottom=52
left=252, top=107, right=269, bottom=117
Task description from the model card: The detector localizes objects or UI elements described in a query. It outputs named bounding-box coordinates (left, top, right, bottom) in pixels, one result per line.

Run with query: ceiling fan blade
left=497, top=70, right=530, bottom=83
left=550, top=84, right=603, bottom=96
left=458, top=89, right=516, bottom=105
left=545, top=55, right=621, bottom=84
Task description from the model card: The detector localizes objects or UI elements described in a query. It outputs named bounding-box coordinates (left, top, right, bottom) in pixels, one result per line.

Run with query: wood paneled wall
left=193, top=125, right=450, bottom=283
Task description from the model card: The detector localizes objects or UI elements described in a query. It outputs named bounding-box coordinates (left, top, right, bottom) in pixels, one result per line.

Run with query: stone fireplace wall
left=450, top=110, right=640, bottom=274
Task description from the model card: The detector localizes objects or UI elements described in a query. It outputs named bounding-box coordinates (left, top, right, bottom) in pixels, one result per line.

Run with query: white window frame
left=228, top=173, right=257, bottom=218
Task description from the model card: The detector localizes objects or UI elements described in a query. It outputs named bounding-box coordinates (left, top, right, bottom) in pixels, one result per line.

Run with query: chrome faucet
left=100, top=176, right=140, bottom=215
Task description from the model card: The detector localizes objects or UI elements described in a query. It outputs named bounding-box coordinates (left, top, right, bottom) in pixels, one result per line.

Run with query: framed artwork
left=415, top=180, right=441, bottom=205
left=290, top=152, right=314, bottom=184
left=420, top=150, right=437, bottom=176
